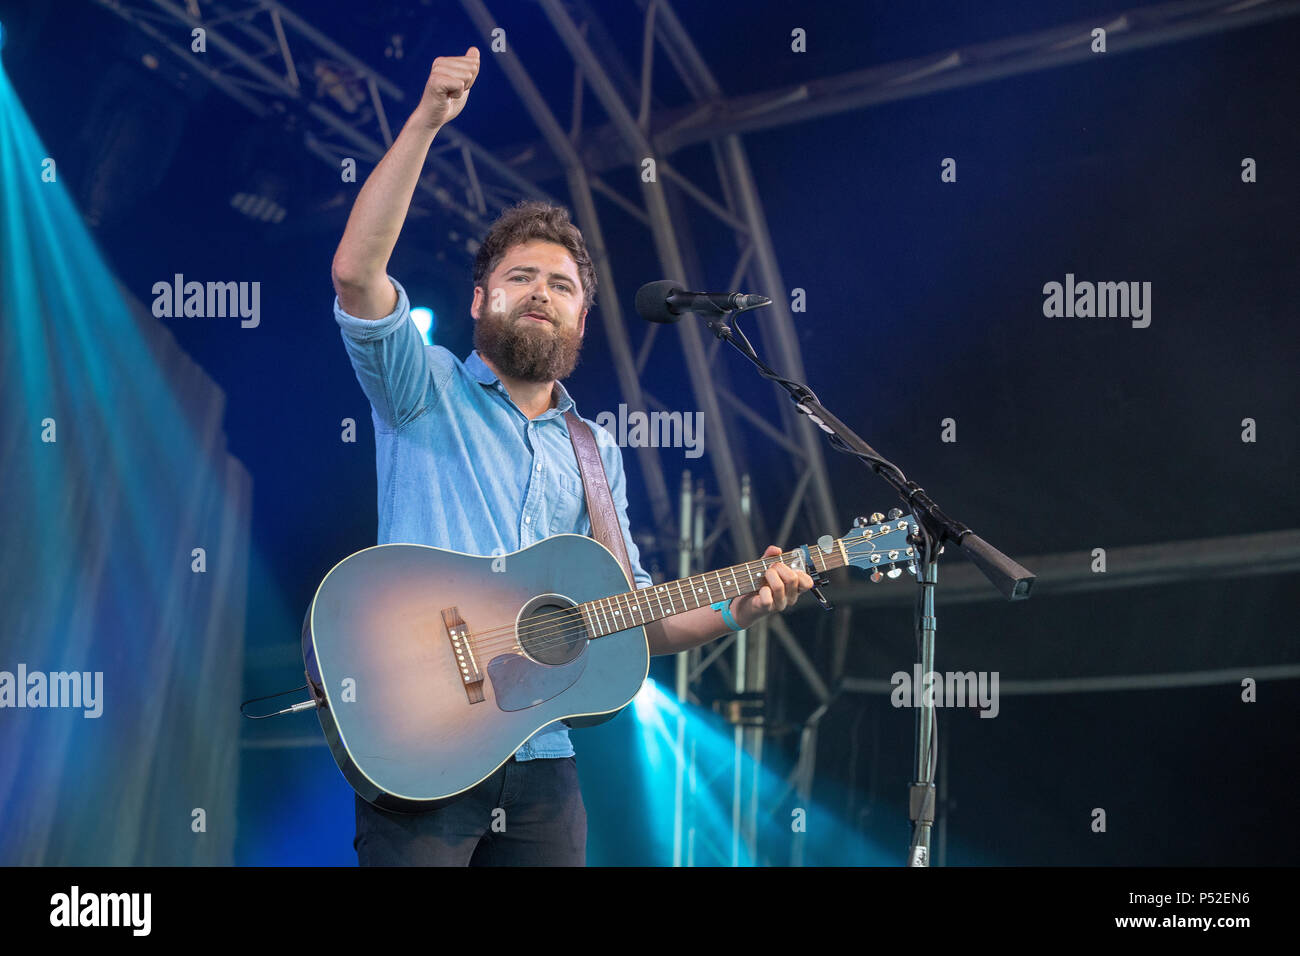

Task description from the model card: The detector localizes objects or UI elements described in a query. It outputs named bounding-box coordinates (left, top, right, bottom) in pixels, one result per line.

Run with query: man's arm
left=596, top=425, right=814, bottom=657
left=644, top=546, right=814, bottom=656
left=331, top=47, right=481, bottom=319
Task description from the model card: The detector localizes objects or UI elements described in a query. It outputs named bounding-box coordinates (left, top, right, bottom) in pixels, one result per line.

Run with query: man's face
left=471, top=240, right=588, bottom=384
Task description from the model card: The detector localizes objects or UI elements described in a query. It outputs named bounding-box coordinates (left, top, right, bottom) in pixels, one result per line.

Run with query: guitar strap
left=563, top=410, right=635, bottom=585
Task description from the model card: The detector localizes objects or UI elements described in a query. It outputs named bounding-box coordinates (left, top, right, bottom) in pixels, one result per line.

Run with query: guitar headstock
left=840, top=510, right=920, bottom=582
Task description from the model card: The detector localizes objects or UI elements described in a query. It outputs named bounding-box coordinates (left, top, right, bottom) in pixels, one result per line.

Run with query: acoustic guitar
left=303, top=512, right=918, bottom=811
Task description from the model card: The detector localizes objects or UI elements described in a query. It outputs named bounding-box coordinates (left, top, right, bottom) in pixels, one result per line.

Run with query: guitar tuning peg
left=870, top=569, right=883, bottom=583
left=888, top=508, right=903, bottom=520
left=906, top=562, right=917, bottom=575
left=886, top=567, right=902, bottom=579
left=853, top=515, right=870, bottom=528
left=870, top=512, right=885, bottom=524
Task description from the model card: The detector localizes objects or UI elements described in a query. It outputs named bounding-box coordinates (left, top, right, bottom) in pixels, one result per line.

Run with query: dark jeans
left=353, top=755, right=587, bottom=866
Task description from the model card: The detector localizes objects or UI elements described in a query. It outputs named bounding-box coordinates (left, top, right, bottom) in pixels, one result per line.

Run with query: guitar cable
left=240, top=684, right=319, bottom=719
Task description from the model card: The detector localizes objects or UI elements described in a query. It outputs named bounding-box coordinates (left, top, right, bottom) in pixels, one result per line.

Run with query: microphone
left=635, top=279, right=771, bottom=324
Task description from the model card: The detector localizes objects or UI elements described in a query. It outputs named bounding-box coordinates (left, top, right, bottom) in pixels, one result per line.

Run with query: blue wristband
left=711, top=599, right=743, bottom=632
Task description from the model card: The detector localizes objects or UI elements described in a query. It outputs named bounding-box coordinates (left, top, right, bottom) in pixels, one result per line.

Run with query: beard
left=474, top=302, right=584, bottom=384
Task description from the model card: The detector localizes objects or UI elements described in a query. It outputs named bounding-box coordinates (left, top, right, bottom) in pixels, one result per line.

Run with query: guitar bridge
left=442, top=607, right=485, bottom=704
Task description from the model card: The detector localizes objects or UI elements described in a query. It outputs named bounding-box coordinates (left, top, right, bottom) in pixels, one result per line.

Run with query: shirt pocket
left=548, top=471, right=588, bottom=536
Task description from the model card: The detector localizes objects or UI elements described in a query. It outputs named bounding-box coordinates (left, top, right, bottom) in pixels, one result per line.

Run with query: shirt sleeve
left=333, top=276, right=444, bottom=430
left=595, top=424, right=654, bottom=590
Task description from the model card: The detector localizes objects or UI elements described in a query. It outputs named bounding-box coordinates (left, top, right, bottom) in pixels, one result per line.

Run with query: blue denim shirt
left=333, top=276, right=653, bottom=760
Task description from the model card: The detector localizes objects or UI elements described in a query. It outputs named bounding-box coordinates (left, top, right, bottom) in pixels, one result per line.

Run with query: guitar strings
left=463, top=550, right=814, bottom=657
left=462, top=554, right=795, bottom=658
left=458, top=529, right=908, bottom=660
left=464, top=533, right=909, bottom=658
left=464, top=542, right=881, bottom=658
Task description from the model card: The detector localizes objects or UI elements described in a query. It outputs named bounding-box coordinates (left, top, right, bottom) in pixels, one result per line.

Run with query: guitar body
left=302, top=535, right=647, bottom=812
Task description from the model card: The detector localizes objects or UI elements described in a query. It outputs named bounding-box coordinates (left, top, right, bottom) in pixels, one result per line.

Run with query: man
left=331, top=47, right=813, bottom=866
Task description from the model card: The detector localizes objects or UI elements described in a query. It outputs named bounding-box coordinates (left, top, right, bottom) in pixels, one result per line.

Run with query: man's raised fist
left=418, top=47, right=481, bottom=129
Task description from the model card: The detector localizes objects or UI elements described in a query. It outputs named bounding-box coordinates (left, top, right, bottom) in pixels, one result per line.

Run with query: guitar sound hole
left=517, top=597, right=588, bottom=666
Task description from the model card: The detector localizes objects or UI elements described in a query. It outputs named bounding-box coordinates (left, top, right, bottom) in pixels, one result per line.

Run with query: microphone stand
left=698, top=306, right=1035, bottom=866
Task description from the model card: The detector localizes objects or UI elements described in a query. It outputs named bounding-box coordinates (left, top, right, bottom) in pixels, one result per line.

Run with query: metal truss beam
left=90, top=0, right=552, bottom=234
left=538, top=0, right=763, bottom=565
left=459, top=0, right=674, bottom=534
left=502, top=0, right=1300, bottom=182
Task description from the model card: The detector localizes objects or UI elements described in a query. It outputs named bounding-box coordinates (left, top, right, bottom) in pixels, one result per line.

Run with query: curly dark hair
left=473, top=200, right=597, bottom=312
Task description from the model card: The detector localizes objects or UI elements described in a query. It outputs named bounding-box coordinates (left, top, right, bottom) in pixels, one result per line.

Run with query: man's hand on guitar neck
left=644, top=545, right=815, bottom=657
left=730, top=544, right=815, bottom=629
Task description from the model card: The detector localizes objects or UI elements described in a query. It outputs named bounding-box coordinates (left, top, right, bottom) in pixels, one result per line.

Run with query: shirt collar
left=465, top=349, right=577, bottom=417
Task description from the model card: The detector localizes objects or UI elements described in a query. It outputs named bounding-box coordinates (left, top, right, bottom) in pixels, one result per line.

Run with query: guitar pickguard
left=487, top=649, right=588, bottom=711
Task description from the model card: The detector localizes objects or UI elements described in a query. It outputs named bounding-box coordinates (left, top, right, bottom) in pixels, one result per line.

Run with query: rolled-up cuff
left=333, top=275, right=410, bottom=341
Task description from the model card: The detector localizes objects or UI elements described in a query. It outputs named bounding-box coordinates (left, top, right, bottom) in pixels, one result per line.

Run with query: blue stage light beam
left=0, top=59, right=253, bottom=864
left=409, top=306, right=435, bottom=345
left=629, top=678, right=893, bottom=866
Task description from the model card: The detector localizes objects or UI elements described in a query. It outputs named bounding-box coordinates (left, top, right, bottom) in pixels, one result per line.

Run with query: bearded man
left=329, top=47, right=812, bottom=866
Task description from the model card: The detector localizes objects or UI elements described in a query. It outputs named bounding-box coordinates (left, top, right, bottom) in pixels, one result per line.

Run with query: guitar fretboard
left=577, top=545, right=845, bottom=639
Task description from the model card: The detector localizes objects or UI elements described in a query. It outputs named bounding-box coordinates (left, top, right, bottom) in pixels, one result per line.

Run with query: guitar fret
left=692, top=574, right=708, bottom=607
left=580, top=544, right=855, bottom=641
left=572, top=538, right=878, bottom=644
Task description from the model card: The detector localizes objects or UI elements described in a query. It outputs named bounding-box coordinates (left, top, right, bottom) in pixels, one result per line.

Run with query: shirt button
left=536, top=463, right=542, bottom=472
left=524, top=516, right=531, bottom=524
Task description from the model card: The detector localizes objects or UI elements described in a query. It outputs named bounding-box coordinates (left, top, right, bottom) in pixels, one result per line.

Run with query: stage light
left=622, top=674, right=891, bottom=865
left=632, top=677, right=658, bottom=719
left=410, top=306, right=435, bottom=345
left=229, top=190, right=286, bottom=223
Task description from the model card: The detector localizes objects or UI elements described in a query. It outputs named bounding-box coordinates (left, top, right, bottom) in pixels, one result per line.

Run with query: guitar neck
left=578, top=544, right=847, bottom=639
